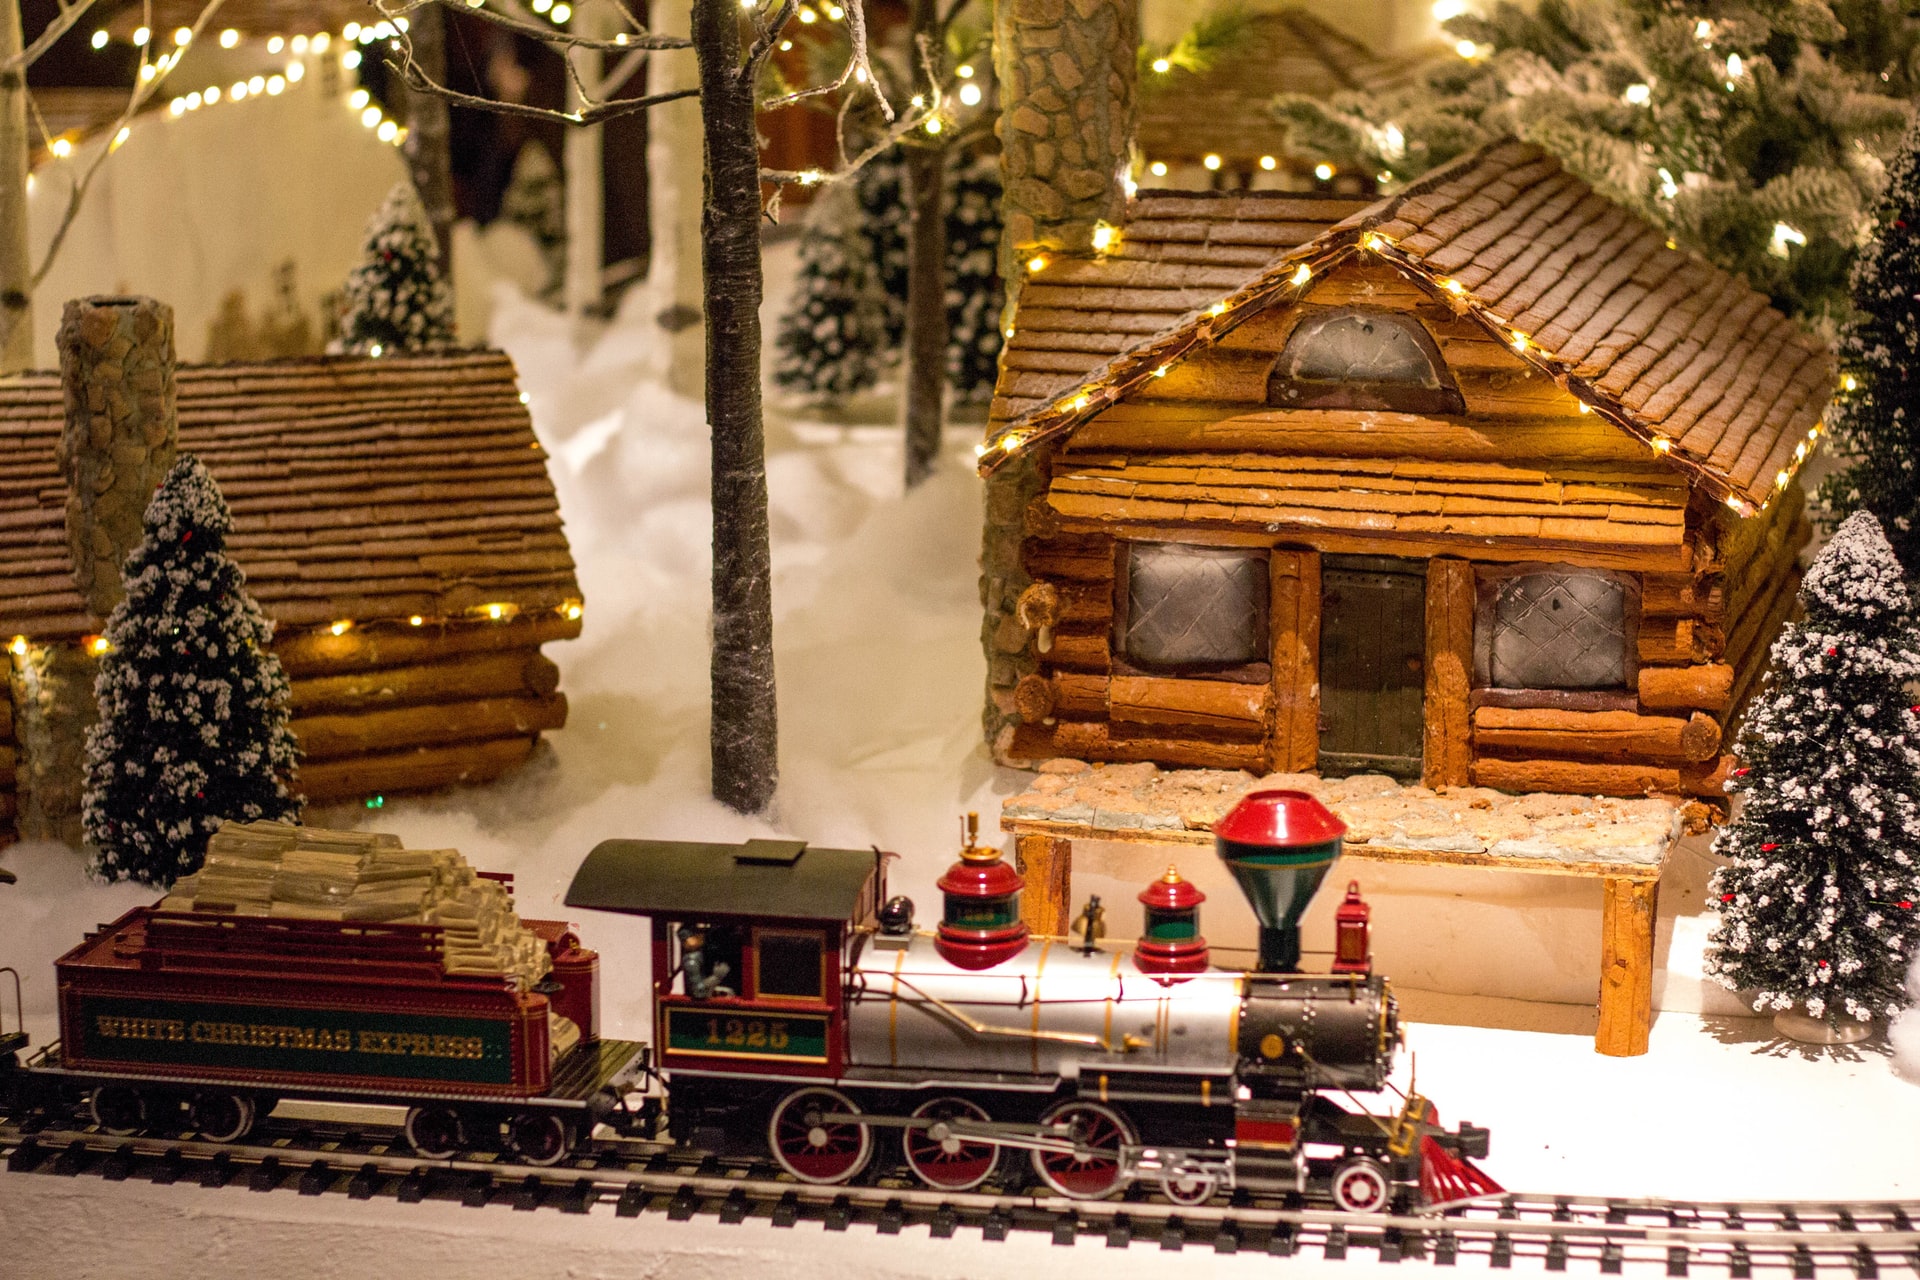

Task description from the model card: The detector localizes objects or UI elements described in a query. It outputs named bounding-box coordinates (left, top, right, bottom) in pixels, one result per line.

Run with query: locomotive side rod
left=814, top=1108, right=1084, bottom=1156
left=7, top=1116, right=1920, bottom=1268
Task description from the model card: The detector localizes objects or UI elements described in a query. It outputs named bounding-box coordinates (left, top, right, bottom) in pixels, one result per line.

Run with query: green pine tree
left=1274, top=0, right=1915, bottom=321
left=1818, top=113, right=1920, bottom=571
left=774, top=178, right=892, bottom=400
left=1705, top=512, right=1920, bottom=1026
left=943, top=152, right=1005, bottom=404
left=84, top=456, right=302, bottom=887
left=337, top=182, right=455, bottom=355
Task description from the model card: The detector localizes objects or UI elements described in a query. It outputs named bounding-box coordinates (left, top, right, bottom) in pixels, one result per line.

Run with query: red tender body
left=55, top=904, right=594, bottom=1100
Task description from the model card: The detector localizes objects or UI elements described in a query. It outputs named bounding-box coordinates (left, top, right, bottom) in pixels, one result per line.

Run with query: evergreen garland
left=84, top=456, right=302, bottom=888
left=336, top=182, right=455, bottom=355
left=1705, top=512, right=1920, bottom=1024
left=774, top=152, right=1005, bottom=402
left=1273, top=0, right=1915, bottom=321
left=1818, top=113, right=1920, bottom=574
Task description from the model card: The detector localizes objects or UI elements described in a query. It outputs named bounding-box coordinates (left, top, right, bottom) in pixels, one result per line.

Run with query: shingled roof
left=0, top=350, right=579, bottom=640
left=982, top=139, right=1835, bottom=515
left=1136, top=9, right=1438, bottom=167
left=992, top=188, right=1375, bottom=426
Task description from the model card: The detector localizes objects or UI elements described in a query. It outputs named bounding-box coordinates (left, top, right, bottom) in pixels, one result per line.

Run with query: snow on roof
left=983, top=139, right=1835, bottom=516
left=0, top=350, right=580, bottom=640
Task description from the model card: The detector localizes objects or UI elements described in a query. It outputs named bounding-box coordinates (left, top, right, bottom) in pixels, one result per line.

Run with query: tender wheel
left=507, top=1110, right=576, bottom=1166
left=404, top=1105, right=467, bottom=1160
left=188, top=1091, right=256, bottom=1143
left=768, top=1086, right=871, bottom=1185
left=88, top=1084, right=148, bottom=1135
left=903, top=1096, right=998, bottom=1191
left=1331, top=1155, right=1390, bottom=1213
left=1161, top=1166, right=1217, bottom=1206
left=1032, top=1100, right=1136, bottom=1200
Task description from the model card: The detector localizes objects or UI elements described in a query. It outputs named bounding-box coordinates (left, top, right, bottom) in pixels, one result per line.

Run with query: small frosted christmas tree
left=1705, top=512, right=1920, bottom=1028
left=943, top=152, right=1004, bottom=404
left=336, top=182, right=455, bottom=356
left=84, top=456, right=302, bottom=887
left=774, top=179, right=890, bottom=399
left=1819, top=114, right=1920, bottom=575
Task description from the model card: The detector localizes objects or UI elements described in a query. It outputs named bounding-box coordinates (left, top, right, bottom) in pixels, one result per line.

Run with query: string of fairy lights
left=982, top=225, right=1825, bottom=519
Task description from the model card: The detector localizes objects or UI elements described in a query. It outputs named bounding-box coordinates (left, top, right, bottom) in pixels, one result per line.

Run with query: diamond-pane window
left=1489, top=572, right=1627, bottom=690
left=1122, top=543, right=1268, bottom=670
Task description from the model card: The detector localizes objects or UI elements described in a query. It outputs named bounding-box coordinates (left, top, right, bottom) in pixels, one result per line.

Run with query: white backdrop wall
left=24, top=64, right=407, bottom=368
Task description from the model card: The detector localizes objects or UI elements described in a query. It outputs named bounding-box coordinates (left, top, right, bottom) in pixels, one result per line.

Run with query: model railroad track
left=4, top=1115, right=1918, bottom=1271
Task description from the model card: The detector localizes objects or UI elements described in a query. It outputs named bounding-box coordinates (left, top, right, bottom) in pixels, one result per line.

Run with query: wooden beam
left=1471, top=707, right=1721, bottom=763
left=1596, top=876, right=1659, bottom=1056
left=1109, top=675, right=1269, bottom=731
left=1270, top=548, right=1321, bottom=772
left=1423, top=557, right=1474, bottom=787
left=1637, top=663, right=1734, bottom=713
left=290, top=650, right=560, bottom=715
left=292, top=694, right=568, bottom=762
left=274, top=613, right=581, bottom=678
left=299, top=735, right=540, bottom=804
left=1015, top=833, right=1072, bottom=936
left=1472, top=753, right=1728, bottom=797
left=1008, top=719, right=1268, bottom=770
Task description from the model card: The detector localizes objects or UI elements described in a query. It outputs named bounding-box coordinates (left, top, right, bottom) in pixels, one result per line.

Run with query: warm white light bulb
left=1259, top=155, right=1276, bottom=170
left=958, top=82, right=982, bottom=106
left=231, top=81, right=248, bottom=99
left=204, top=85, right=221, bottom=103
left=361, top=105, right=382, bottom=127
left=248, top=74, right=265, bottom=94
left=267, top=35, right=285, bottom=53
left=1149, top=160, right=1167, bottom=176
left=311, top=32, right=330, bottom=52
left=1314, top=162, right=1334, bottom=181
left=90, top=29, right=109, bottom=49
left=267, top=74, right=286, bottom=95
left=1202, top=153, right=1222, bottom=171
left=287, top=61, right=304, bottom=82
left=342, top=49, right=361, bottom=69
left=220, top=28, right=240, bottom=48
left=551, top=3, right=572, bottom=21
left=1152, top=57, right=1171, bottom=73
left=292, top=34, right=308, bottom=53
left=350, top=87, right=371, bottom=108
left=377, top=119, right=398, bottom=141
left=343, top=21, right=361, bottom=40
left=132, top=25, right=150, bottom=45
left=49, top=137, right=72, bottom=157
left=173, top=26, right=192, bottom=45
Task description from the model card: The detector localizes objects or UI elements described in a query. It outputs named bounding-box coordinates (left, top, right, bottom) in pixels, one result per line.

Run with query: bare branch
left=389, top=43, right=697, bottom=124
left=741, top=0, right=798, bottom=90
left=760, top=0, right=889, bottom=119
left=32, top=0, right=229, bottom=289
left=3, top=0, right=102, bottom=75
left=376, top=0, right=690, bottom=52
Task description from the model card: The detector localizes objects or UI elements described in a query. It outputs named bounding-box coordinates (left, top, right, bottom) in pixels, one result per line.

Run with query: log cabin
left=0, top=321, right=580, bottom=844
left=980, top=139, right=1827, bottom=802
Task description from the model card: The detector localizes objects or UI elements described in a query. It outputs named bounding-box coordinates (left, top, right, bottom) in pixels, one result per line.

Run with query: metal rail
left=3, top=1116, right=1918, bottom=1272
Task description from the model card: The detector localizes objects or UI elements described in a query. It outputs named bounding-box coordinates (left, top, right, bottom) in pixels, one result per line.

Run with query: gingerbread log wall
left=993, top=253, right=1805, bottom=799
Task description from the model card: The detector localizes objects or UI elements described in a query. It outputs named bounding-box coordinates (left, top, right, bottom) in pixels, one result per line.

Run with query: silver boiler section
left=845, top=933, right=1243, bottom=1086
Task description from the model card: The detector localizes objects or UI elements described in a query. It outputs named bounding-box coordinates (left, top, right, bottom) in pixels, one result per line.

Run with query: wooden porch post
left=1269, top=549, right=1321, bottom=772
left=1423, top=557, right=1474, bottom=788
left=1015, top=832, right=1072, bottom=935
left=1596, top=875, right=1659, bottom=1056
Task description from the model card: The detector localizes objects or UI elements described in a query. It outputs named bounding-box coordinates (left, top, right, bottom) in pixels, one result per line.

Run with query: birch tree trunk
left=564, top=1, right=606, bottom=316
left=400, top=3, right=457, bottom=286
left=693, top=0, right=777, bottom=814
left=899, top=0, right=947, bottom=489
left=0, top=0, right=33, bottom=373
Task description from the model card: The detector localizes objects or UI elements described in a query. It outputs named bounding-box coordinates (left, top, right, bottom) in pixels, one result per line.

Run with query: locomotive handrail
left=888, top=973, right=1145, bottom=1053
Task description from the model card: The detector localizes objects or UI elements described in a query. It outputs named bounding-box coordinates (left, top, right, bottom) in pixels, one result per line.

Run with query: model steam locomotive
left=1, top=790, right=1496, bottom=1211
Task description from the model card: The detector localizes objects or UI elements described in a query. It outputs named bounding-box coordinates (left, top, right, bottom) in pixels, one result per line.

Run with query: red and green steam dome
left=934, top=819, right=1028, bottom=970
left=1214, top=790, right=1346, bottom=972
left=1134, top=864, right=1209, bottom=979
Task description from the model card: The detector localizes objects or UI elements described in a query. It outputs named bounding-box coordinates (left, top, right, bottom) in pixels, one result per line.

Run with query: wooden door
left=1319, top=555, right=1426, bottom=778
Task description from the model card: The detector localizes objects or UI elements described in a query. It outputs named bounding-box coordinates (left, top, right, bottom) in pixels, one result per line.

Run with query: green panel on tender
left=71, top=993, right=520, bottom=1086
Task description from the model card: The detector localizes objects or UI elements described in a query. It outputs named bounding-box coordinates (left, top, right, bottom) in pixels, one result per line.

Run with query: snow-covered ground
left=3, top=246, right=1920, bottom=1277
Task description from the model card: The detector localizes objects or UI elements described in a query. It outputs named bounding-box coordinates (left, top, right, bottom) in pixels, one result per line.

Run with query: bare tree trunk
left=0, top=0, right=33, bottom=373
left=400, top=3, right=456, bottom=285
left=693, top=0, right=777, bottom=814
left=900, top=0, right=947, bottom=489
left=564, top=1, right=606, bottom=316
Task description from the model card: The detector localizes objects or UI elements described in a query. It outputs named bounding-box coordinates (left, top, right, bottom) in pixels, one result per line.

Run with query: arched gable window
left=1266, top=307, right=1464, bottom=415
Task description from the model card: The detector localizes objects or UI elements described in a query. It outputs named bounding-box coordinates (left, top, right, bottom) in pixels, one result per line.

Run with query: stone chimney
left=13, top=297, right=179, bottom=844
left=992, top=0, right=1139, bottom=281
left=57, top=295, right=178, bottom=619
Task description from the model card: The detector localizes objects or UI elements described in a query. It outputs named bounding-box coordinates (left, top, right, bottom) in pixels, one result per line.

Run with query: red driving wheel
left=903, top=1097, right=997, bottom=1191
left=1032, top=1100, right=1136, bottom=1199
left=768, top=1086, right=872, bottom=1185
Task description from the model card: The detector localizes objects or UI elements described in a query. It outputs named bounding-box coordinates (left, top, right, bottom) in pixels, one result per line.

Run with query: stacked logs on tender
left=161, top=821, right=578, bottom=1058
left=270, top=614, right=575, bottom=804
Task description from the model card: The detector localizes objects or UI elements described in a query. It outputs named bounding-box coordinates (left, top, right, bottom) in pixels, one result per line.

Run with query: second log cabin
left=980, top=139, right=1828, bottom=803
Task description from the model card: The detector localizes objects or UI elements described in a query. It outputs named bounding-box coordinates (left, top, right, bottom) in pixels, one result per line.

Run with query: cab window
left=754, top=930, right=826, bottom=1000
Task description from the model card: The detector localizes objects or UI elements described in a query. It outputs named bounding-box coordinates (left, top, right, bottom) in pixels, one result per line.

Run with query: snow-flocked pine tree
left=84, top=456, right=302, bottom=887
left=1705, top=511, right=1920, bottom=1025
left=943, top=152, right=1004, bottom=405
left=1818, top=113, right=1920, bottom=575
left=774, top=153, right=1005, bottom=402
left=1273, top=0, right=1915, bottom=321
left=773, top=178, right=890, bottom=399
left=336, top=182, right=455, bottom=355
